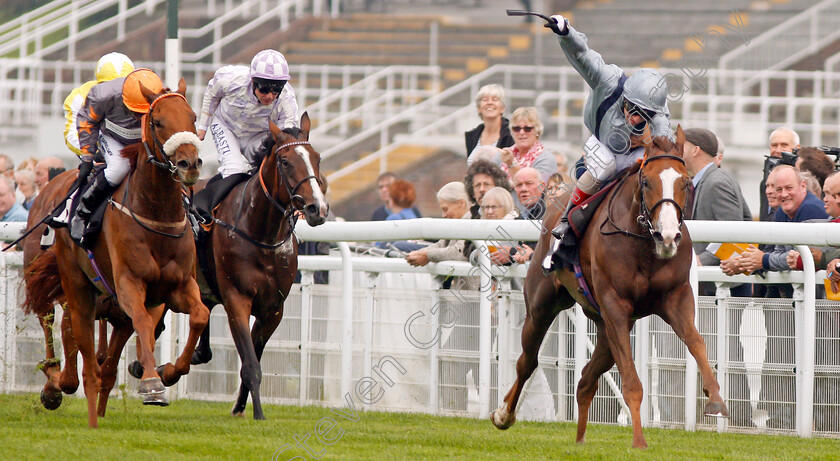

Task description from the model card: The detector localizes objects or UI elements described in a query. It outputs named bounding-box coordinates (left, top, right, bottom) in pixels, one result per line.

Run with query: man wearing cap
left=196, top=49, right=299, bottom=179
left=682, top=127, right=752, bottom=296
left=542, top=14, right=674, bottom=271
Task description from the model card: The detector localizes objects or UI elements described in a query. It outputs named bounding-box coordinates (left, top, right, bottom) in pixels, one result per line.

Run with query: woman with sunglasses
left=499, top=106, right=557, bottom=183
left=196, top=49, right=298, bottom=178
left=542, top=14, right=673, bottom=270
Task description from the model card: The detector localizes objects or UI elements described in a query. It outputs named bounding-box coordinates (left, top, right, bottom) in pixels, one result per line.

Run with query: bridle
left=141, top=92, right=202, bottom=177
left=601, top=154, right=687, bottom=239
left=215, top=138, right=322, bottom=249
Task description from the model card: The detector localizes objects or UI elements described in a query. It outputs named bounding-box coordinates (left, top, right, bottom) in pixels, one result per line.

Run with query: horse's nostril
left=176, top=160, right=190, bottom=170
left=305, top=204, right=317, bottom=215
left=196, top=158, right=203, bottom=169
left=652, top=231, right=663, bottom=242
left=674, top=233, right=682, bottom=245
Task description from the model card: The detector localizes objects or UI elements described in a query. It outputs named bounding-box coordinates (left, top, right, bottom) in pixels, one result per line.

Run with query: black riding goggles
left=253, top=78, right=286, bottom=95
left=623, top=99, right=657, bottom=120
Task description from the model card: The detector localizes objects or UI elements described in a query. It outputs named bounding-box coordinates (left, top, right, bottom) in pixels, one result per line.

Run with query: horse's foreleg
left=115, top=277, right=166, bottom=404
left=158, top=282, right=208, bottom=387
left=96, top=318, right=108, bottom=365
left=492, top=275, right=562, bottom=430
left=601, top=305, right=646, bottom=449
left=575, top=326, right=615, bottom=444
left=236, top=310, right=283, bottom=420
left=223, top=292, right=260, bottom=418
left=661, top=292, right=728, bottom=418
left=191, top=300, right=215, bottom=365
left=65, top=295, right=100, bottom=428
left=96, top=321, right=134, bottom=417
left=37, top=308, right=64, bottom=410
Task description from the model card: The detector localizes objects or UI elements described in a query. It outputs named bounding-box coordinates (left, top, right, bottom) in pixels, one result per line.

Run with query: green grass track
left=0, top=393, right=838, bottom=460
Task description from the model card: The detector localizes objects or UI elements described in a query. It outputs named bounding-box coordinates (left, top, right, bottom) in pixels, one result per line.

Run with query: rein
left=600, top=154, right=686, bottom=239
left=214, top=139, right=318, bottom=249
left=113, top=91, right=195, bottom=238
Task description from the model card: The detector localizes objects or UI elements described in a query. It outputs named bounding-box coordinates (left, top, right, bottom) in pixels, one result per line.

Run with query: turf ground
left=1, top=392, right=838, bottom=460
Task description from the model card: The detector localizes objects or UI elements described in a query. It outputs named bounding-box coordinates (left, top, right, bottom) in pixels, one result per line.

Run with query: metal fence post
left=299, top=270, right=314, bottom=404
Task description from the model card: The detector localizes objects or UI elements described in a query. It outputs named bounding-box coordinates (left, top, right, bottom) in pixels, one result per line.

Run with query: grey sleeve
left=557, top=26, right=623, bottom=90
left=530, top=151, right=558, bottom=183
left=766, top=245, right=792, bottom=272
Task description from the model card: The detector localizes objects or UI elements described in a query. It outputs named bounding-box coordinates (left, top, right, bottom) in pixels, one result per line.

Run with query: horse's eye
left=280, top=157, right=289, bottom=166
left=153, top=120, right=163, bottom=128
left=641, top=178, right=650, bottom=188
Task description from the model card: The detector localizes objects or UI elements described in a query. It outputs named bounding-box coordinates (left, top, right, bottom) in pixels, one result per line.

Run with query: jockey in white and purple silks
left=543, top=14, right=674, bottom=270
left=196, top=49, right=299, bottom=178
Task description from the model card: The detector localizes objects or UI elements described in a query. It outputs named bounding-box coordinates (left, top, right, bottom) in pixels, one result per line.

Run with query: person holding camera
left=759, top=127, right=800, bottom=220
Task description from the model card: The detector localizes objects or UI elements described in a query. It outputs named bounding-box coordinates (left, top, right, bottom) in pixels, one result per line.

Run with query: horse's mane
left=650, top=135, right=676, bottom=155
left=283, top=126, right=302, bottom=138
left=121, top=142, right=143, bottom=171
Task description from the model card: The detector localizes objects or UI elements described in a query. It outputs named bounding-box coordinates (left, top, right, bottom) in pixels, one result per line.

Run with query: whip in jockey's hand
left=545, top=14, right=568, bottom=36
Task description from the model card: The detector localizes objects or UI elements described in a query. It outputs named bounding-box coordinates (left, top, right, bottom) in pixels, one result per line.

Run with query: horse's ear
left=300, top=112, right=310, bottom=140
left=177, top=78, right=187, bottom=97
left=139, top=81, right=158, bottom=104
left=269, top=120, right=283, bottom=141
left=675, top=125, right=686, bottom=155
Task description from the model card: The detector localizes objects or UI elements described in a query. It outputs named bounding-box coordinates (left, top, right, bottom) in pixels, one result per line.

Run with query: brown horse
left=23, top=79, right=207, bottom=428
left=189, top=112, right=328, bottom=419
left=491, top=126, right=728, bottom=448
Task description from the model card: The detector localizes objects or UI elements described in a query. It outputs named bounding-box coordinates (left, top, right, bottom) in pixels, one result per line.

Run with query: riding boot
left=551, top=186, right=593, bottom=244
left=69, top=172, right=117, bottom=242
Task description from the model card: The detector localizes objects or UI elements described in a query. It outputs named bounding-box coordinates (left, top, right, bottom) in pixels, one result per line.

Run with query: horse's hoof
left=142, top=393, right=169, bottom=407
left=138, top=377, right=165, bottom=395
left=40, top=388, right=62, bottom=410
left=704, top=401, right=729, bottom=418
left=490, top=406, right=515, bottom=430
left=191, top=348, right=212, bottom=365
left=231, top=409, right=245, bottom=418
left=156, top=364, right=182, bottom=387
left=128, top=360, right=144, bottom=380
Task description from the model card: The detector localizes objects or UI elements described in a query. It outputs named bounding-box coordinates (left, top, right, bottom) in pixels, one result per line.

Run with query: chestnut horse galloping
left=491, top=126, right=728, bottom=448
left=23, top=79, right=207, bottom=428
left=189, top=112, right=328, bottom=419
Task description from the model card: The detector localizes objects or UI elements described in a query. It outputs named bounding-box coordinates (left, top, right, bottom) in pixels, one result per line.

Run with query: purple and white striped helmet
left=249, top=49, right=290, bottom=81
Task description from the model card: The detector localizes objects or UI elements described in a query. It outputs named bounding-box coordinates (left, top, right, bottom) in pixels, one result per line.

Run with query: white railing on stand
left=719, top=0, right=840, bottom=72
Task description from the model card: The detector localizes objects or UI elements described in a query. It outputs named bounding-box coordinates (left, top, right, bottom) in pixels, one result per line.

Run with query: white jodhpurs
left=99, top=133, right=132, bottom=187
left=207, top=121, right=268, bottom=178
left=582, top=135, right=645, bottom=185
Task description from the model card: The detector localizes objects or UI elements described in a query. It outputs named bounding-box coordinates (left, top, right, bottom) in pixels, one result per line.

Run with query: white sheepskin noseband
left=162, top=131, right=202, bottom=157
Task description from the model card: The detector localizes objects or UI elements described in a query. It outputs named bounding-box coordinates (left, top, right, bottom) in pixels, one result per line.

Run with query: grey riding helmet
left=622, top=68, right=669, bottom=116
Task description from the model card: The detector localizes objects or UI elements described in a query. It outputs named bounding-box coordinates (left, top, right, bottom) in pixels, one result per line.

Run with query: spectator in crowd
left=795, top=147, right=834, bottom=193
left=800, top=170, right=822, bottom=199
left=34, top=157, right=64, bottom=191
left=16, top=157, right=38, bottom=173
left=475, top=186, right=520, bottom=267
left=510, top=167, right=546, bottom=263
left=371, top=172, right=421, bottom=221
left=14, top=169, right=37, bottom=210
left=682, top=128, right=752, bottom=297
left=465, top=84, right=514, bottom=164
left=787, top=171, right=840, bottom=273
left=499, top=107, right=557, bottom=183
left=713, top=135, right=725, bottom=167
left=553, top=150, right=573, bottom=183
left=735, top=166, right=827, bottom=280
left=0, top=176, right=27, bottom=222
left=759, top=127, right=800, bottom=220
left=385, top=179, right=417, bottom=221
left=0, top=154, right=14, bottom=178
left=463, top=160, right=510, bottom=219
left=405, top=182, right=470, bottom=267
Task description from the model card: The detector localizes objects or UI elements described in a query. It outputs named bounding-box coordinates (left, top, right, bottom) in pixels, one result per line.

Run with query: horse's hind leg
left=575, top=326, right=615, bottom=444
left=491, top=274, right=564, bottom=430
left=37, top=308, right=63, bottom=410
left=96, top=321, right=134, bottom=417
left=58, top=306, right=81, bottom=395
left=233, top=309, right=283, bottom=420
left=96, top=318, right=108, bottom=365
left=660, top=289, right=728, bottom=418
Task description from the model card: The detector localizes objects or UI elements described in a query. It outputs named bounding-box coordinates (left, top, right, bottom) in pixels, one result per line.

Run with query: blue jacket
left=1, top=202, right=28, bottom=222
left=763, top=192, right=827, bottom=270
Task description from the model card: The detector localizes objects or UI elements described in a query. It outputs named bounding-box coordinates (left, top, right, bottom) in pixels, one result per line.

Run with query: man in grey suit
left=683, top=128, right=752, bottom=296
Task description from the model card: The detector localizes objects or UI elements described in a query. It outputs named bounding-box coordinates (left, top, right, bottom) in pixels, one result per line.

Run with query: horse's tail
left=22, top=249, right=64, bottom=317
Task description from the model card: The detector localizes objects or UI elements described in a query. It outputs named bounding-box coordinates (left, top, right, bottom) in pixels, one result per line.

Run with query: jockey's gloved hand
left=78, top=160, right=94, bottom=183
left=545, top=14, right=569, bottom=36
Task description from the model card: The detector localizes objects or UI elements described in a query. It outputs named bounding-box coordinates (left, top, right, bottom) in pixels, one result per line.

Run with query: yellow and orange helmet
left=122, top=68, right=163, bottom=114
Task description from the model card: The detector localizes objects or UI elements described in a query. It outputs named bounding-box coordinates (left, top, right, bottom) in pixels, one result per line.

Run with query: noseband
left=636, top=154, right=687, bottom=234
left=602, top=154, right=687, bottom=239
left=142, top=92, right=202, bottom=177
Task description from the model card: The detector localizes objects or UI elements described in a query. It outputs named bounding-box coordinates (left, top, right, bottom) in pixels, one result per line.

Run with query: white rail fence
left=1, top=220, right=839, bottom=438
